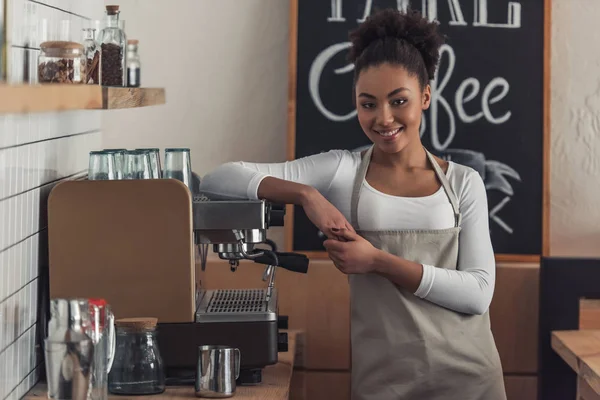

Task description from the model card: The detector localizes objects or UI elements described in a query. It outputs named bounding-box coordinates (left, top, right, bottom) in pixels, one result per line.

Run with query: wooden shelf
left=102, top=87, right=166, bottom=109
left=0, top=84, right=165, bottom=114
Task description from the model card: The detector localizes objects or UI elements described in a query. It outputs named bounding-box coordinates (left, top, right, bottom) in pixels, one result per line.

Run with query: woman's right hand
left=301, top=189, right=355, bottom=240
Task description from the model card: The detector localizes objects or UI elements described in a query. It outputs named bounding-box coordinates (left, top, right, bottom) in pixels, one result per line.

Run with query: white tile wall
left=0, top=0, right=103, bottom=398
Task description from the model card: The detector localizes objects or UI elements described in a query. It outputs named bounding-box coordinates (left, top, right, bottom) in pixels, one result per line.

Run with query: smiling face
left=355, top=63, right=431, bottom=155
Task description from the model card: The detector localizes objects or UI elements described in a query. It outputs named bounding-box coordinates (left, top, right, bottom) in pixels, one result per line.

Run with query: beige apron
left=349, top=146, right=506, bottom=400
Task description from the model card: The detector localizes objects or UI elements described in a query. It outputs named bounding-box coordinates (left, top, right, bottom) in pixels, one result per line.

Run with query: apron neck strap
left=350, top=146, right=373, bottom=229
left=424, top=149, right=462, bottom=227
left=350, top=146, right=462, bottom=230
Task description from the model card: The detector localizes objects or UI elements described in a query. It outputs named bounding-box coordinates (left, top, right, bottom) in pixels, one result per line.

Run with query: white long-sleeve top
left=199, top=149, right=496, bottom=315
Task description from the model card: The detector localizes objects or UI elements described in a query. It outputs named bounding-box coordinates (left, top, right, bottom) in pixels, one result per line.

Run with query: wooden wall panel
left=580, top=299, right=600, bottom=330
left=504, top=376, right=538, bottom=400
left=302, top=261, right=350, bottom=370
left=289, top=371, right=306, bottom=400
left=490, top=264, right=540, bottom=373
left=305, top=372, right=351, bottom=400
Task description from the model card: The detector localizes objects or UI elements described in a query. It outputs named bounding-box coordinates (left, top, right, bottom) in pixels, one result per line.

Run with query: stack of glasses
left=88, top=148, right=193, bottom=189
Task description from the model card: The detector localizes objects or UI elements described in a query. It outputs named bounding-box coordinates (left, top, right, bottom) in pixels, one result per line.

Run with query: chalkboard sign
left=286, top=0, right=550, bottom=261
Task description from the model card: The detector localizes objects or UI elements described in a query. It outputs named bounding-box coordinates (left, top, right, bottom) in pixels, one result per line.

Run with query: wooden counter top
left=25, top=330, right=302, bottom=400
left=552, top=330, right=600, bottom=400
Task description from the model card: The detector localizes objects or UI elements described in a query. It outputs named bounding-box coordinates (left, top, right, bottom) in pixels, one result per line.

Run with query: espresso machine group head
left=192, top=194, right=308, bottom=275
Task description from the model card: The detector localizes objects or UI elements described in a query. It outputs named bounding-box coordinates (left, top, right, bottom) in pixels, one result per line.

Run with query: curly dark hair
left=348, top=8, right=445, bottom=90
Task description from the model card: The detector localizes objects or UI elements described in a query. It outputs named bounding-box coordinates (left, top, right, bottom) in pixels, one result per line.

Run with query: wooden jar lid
left=115, top=317, right=158, bottom=330
left=40, top=41, right=84, bottom=50
left=106, top=5, right=120, bottom=14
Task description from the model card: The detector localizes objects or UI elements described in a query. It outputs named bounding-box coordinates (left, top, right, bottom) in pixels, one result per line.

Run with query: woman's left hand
left=323, top=229, right=380, bottom=274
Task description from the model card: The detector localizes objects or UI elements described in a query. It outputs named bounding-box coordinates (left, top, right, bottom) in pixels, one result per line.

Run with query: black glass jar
left=108, top=317, right=165, bottom=395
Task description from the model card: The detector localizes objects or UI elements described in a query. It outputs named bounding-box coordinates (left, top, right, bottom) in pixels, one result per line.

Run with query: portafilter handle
left=252, top=251, right=309, bottom=274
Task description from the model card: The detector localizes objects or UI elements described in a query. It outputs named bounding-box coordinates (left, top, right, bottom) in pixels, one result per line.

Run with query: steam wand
left=259, top=240, right=279, bottom=303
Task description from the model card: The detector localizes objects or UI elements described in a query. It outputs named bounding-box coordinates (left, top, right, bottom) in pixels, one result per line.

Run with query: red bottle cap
left=89, top=298, right=108, bottom=328
left=89, top=298, right=107, bottom=307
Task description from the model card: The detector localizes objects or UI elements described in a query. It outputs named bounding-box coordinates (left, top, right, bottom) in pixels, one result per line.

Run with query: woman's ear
left=422, top=85, right=432, bottom=110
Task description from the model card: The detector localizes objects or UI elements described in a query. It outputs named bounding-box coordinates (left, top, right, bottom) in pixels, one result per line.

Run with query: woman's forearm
left=257, top=176, right=316, bottom=207
left=259, top=177, right=354, bottom=239
left=372, top=249, right=494, bottom=315
left=372, top=250, right=424, bottom=293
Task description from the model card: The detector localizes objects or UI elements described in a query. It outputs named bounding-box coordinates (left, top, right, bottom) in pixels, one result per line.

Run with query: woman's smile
left=374, top=126, right=404, bottom=141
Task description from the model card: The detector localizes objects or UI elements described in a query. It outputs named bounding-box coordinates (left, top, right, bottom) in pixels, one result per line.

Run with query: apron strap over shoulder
left=350, top=146, right=373, bottom=230
left=424, top=149, right=462, bottom=228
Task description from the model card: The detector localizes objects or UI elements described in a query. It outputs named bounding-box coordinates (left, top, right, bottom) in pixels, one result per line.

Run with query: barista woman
left=199, top=8, right=506, bottom=400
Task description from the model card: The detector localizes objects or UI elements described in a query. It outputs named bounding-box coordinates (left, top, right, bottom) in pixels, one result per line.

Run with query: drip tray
left=195, top=288, right=277, bottom=323
left=208, top=289, right=268, bottom=313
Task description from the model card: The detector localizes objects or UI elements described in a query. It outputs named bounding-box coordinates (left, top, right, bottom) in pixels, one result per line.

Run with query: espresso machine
left=47, top=179, right=308, bottom=387
left=158, top=195, right=309, bottom=385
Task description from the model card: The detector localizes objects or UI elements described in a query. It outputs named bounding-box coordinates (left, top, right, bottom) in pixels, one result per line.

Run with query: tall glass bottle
left=126, top=39, right=140, bottom=87
left=98, top=5, right=126, bottom=86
